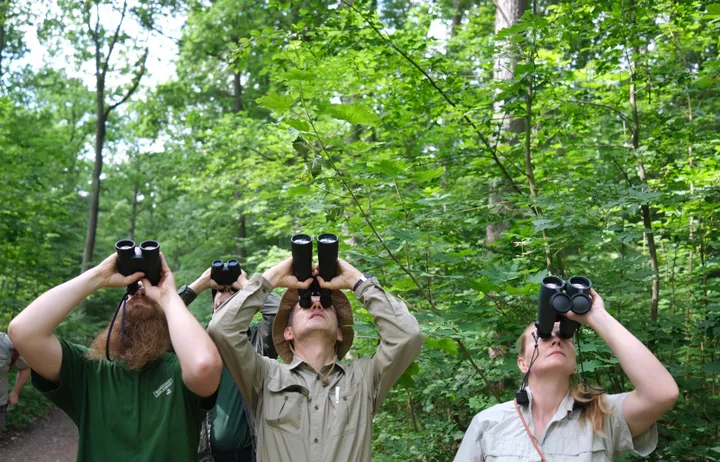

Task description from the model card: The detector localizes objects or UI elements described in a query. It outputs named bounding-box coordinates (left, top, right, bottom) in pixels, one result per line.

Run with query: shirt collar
left=525, top=388, right=575, bottom=422
left=289, top=354, right=347, bottom=374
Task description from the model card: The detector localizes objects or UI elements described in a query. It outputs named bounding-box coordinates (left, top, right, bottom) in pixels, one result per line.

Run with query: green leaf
left=282, top=69, right=315, bottom=81
left=318, top=103, right=378, bottom=125
left=424, top=337, right=459, bottom=355
left=310, top=155, right=322, bottom=178
left=469, top=277, right=498, bottom=294
left=256, top=93, right=296, bottom=112
left=706, top=4, right=720, bottom=17
left=285, top=118, right=311, bottom=132
left=414, top=167, right=444, bottom=182
left=396, top=361, right=420, bottom=388
left=285, top=185, right=311, bottom=196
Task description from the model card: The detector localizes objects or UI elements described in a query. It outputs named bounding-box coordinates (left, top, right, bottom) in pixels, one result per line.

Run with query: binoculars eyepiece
left=291, top=233, right=339, bottom=309
left=537, top=275, right=593, bottom=339
left=115, top=239, right=162, bottom=295
left=211, top=260, right=241, bottom=287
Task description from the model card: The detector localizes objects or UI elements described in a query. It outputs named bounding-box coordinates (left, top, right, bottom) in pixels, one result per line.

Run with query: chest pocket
left=264, top=381, right=308, bottom=434
left=329, top=381, right=364, bottom=436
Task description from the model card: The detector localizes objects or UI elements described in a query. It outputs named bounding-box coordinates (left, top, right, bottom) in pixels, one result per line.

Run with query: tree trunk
left=233, top=71, right=243, bottom=113
left=129, top=180, right=138, bottom=242
left=451, top=0, right=463, bottom=37
left=486, top=0, right=528, bottom=244
left=81, top=79, right=106, bottom=273
left=628, top=31, right=660, bottom=321
left=232, top=72, right=246, bottom=260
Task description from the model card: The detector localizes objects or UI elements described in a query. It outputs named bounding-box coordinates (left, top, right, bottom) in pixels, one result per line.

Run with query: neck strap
left=514, top=398, right=548, bottom=462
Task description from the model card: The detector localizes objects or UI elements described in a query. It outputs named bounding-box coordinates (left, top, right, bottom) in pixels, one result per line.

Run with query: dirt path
left=0, top=406, right=77, bottom=462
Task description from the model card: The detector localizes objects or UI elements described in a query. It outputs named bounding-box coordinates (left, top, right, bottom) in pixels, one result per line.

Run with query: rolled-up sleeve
left=356, top=278, right=424, bottom=413
left=207, top=274, right=274, bottom=411
left=606, top=393, right=658, bottom=457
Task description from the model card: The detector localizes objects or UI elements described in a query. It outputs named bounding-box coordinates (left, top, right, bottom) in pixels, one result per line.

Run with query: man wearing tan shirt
left=207, top=256, right=423, bottom=462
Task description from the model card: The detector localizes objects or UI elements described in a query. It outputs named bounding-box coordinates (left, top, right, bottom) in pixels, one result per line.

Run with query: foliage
left=1, top=0, right=720, bottom=459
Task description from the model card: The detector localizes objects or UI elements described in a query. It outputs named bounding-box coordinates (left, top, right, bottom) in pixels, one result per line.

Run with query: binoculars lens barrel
left=115, top=239, right=162, bottom=292
left=317, top=233, right=339, bottom=282
left=566, top=276, right=592, bottom=315
left=140, top=240, right=160, bottom=252
left=211, top=260, right=242, bottom=286
left=536, top=275, right=593, bottom=339
left=567, top=276, right=591, bottom=291
left=115, top=239, right=136, bottom=255
left=291, top=234, right=314, bottom=282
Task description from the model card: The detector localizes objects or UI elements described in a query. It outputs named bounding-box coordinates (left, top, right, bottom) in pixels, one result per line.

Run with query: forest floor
left=0, top=406, right=77, bottom=462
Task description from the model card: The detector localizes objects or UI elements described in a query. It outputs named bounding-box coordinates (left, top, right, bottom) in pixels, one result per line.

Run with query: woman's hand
left=563, top=288, right=609, bottom=328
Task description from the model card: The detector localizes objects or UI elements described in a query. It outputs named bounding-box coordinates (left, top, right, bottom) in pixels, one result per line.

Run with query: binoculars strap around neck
left=106, top=294, right=129, bottom=361
left=514, top=398, right=548, bottom=462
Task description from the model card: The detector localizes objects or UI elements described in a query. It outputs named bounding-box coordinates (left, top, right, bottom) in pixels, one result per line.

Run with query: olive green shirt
left=207, top=274, right=424, bottom=462
left=454, top=389, right=658, bottom=461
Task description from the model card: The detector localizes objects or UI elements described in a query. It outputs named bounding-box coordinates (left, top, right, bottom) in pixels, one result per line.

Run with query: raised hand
left=316, top=258, right=364, bottom=291
left=262, top=257, right=314, bottom=289
left=92, top=253, right=144, bottom=289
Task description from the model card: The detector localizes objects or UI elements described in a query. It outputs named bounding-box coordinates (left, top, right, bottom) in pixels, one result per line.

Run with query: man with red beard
left=8, top=252, right=222, bottom=462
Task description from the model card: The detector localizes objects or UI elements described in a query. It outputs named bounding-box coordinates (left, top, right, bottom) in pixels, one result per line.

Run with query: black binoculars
left=211, top=260, right=241, bottom=286
left=115, top=239, right=161, bottom=295
left=291, top=233, right=339, bottom=308
left=536, top=275, right=593, bottom=339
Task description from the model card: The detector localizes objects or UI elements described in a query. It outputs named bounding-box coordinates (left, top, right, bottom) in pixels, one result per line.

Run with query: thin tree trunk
left=233, top=71, right=243, bottom=112
left=631, top=101, right=659, bottom=320
left=486, top=0, right=528, bottom=244
left=232, top=72, right=246, bottom=260
left=627, top=0, right=659, bottom=321
left=81, top=80, right=106, bottom=273
left=129, top=180, right=138, bottom=242
left=524, top=77, right=552, bottom=272
left=451, top=0, right=463, bottom=37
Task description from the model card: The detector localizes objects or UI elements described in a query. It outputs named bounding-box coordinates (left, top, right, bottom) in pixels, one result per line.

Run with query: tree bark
left=80, top=0, right=144, bottom=273
left=129, top=180, right=138, bottom=242
left=486, top=0, right=528, bottom=244
left=233, top=71, right=243, bottom=112
left=627, top=32, right=660, bottom=321
left=232, top=71, right=246, bottom=260
left=451, top=0, right=463, bottom=37
left=81, top=76, right=106, bottom=273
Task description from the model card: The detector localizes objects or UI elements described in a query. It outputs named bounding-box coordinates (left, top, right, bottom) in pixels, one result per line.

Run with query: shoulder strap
left=9, top=348, right=20, bottom=371
left=514, top=398, right=548, bottom=462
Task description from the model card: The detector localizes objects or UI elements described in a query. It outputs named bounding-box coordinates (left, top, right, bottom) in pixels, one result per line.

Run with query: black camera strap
left=516, top=331, right=541, bottom=405
left=106, top=293, right=129, bottom=361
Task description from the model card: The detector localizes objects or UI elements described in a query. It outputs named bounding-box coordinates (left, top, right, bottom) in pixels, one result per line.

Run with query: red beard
left=88, top=298, right=172, bottom=370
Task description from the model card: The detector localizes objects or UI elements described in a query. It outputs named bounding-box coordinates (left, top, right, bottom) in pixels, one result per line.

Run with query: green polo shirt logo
left=153, top=378, right=173, bottom=397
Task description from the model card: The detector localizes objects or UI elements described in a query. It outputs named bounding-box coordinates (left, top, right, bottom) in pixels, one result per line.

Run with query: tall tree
left=42, top=0, right=177, bottom=272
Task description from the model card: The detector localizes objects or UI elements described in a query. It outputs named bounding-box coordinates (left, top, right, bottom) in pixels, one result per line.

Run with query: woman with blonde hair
left=454, top=289, right=678, bottom=461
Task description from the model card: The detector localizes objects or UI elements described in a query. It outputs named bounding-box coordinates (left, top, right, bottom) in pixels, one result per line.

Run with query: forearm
left=9, top=270, right=100, bottom=343
left=590, top=310, right=677, bottom=402
left=162, top=292, right=222, bottom=396
left=359, top=279, right=424, bottom=410
left=11, top=369, right=30, bottom=394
